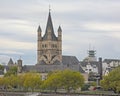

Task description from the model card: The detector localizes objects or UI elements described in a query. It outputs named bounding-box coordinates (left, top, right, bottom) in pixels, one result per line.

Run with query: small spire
left=58, top=26, right=62, bottom=32
left=8, top=58, right=14, bottom=65
left=37, top=25, right=42, bottom=32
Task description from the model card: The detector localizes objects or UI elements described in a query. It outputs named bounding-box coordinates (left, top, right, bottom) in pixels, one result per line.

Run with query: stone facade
left=37, top=11, right=62, bottom=65
left=5, top=10, right=85, bottom=74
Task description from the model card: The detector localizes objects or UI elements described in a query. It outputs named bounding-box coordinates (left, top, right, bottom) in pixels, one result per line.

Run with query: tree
left=0, top=64, right=4, bottom=71
left=2, top=76, right=10, bottom=91
left=61, top=69, right=84, bottom=93
left=23, top=72, right=42, bottom=92
left=0, top=75, right=19, bottom=91
left=43, top=69, right=84, bottom=93
left=4, top=66, right=18, bottom=77
left=8, top=75, right=19, bottom=89
left=100, top=66, right=120, bottom=93
left=42, top=70, right=62, bottom=92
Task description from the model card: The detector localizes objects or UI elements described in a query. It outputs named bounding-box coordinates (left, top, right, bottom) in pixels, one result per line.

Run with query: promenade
left=0, top=92, right=119, bottom=96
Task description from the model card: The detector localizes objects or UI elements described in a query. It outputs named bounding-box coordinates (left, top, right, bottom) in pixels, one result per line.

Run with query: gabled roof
left=42, top=12, right=57, bottom=41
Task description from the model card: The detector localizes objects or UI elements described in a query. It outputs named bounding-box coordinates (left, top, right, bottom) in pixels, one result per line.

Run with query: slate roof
left=42, top=12, right=57, bottom=41
left=22, top=65, right=35, bottom=72
left=23, top=55, right=85, bottom=73
left=58, top=26, right=62, bottom=32
left=80, top=61, right=99, bottom=67
left=37, top=25, right=42, bottom=32
left=62, top=56, right=79, bottom=65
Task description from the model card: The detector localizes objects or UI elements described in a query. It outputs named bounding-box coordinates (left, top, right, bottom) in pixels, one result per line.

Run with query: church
left=6, top=10, right=85, bottom=74
left=37, top=10, right=62, bottom=65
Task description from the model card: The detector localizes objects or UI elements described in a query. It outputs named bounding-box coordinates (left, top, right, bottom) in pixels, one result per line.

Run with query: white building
left=103, top=59, right=120, bottom=75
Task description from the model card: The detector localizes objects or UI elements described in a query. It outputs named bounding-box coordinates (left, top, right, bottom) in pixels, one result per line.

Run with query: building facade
left=102, top=59, right=120, bottom=75
left=3, top=10, right=86, bottom=81
left=37, top=11, right=62, bottom=65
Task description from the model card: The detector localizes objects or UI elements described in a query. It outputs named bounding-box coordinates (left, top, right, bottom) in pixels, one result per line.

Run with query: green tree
left=2, top=76, right=10, bottom=91
left=61, top=69, right=84, bottom=93
left=0, top=77, right=4, bottom=87
left=4, top=66, right=17, bottom=77
left=23, top=72, right=42, bottom=92
left=17, top=74, right=26, bottom=90
left=42, top=70, right=62, bottom=92
left=100, top=66, right=120, bottom=93
left=8, top=75, right=19, bottom=89
left=0, top=64, right=4, bottom=71
left=43, top=69, right=84, bottom=93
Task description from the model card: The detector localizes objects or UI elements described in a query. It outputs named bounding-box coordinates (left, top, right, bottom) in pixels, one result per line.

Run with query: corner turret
left=58, top=26, right=62, bottom=41
left=37, top=25, right=42, bottom=40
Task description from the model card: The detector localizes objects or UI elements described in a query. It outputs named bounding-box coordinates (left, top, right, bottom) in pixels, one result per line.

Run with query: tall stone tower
left=17, top=58, right=22, bottom=73
left=37, top=11, right=62, bottom=64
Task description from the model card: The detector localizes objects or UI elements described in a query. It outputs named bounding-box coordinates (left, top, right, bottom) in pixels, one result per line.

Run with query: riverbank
left=0, top=91, right=119, bottom=96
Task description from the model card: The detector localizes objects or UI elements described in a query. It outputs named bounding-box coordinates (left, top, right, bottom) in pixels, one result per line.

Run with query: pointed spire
left=58, top=26, right=62, bottom=32
left=46, top=11, right=54, bottom=33
left=37, top=25, right=42, bottom=32
left=42, top=10, right=57, bottom=41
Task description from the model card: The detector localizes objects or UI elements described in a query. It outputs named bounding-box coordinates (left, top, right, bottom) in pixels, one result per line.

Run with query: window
left=45, top=44, right=47, bottom=48
left=42, top=44, right=44, bottom=48
left=55, top=44, right=57, bottom=48
left=89, top=69, right=92, bottom=71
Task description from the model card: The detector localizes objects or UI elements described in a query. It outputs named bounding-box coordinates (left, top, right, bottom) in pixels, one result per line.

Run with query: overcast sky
left=0, top=0, right=120, bottom=65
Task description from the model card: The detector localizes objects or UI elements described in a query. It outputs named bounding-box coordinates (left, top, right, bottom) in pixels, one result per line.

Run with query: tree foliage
left=0, top=69, right=85, bottom=92
left=4, top=66, right=18, bottom=77
left=100, top=66, right=120, bottom=93
left=43, top=69, right=84, bottom=93
left=0, top=72, right=42, bottom=91
left=42, top=70, right=62, bottom=92
left=8, top=75, right=19, bottom=88
left=0, top=64, right=4, bottom=71
left=61, top=69, right=84, bottom=93
left=23, top=72, right=42, bottom=91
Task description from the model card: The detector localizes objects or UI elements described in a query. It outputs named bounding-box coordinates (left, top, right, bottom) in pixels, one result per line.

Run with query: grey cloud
left=0, top=0, right=120, bottom=64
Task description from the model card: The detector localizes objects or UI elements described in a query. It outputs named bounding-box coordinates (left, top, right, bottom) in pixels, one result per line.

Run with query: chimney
left=98, top=57, right=102, bottom=80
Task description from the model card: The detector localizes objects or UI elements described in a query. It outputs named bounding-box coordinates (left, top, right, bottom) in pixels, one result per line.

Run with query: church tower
left=37, top=10, right=62, bottom=64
